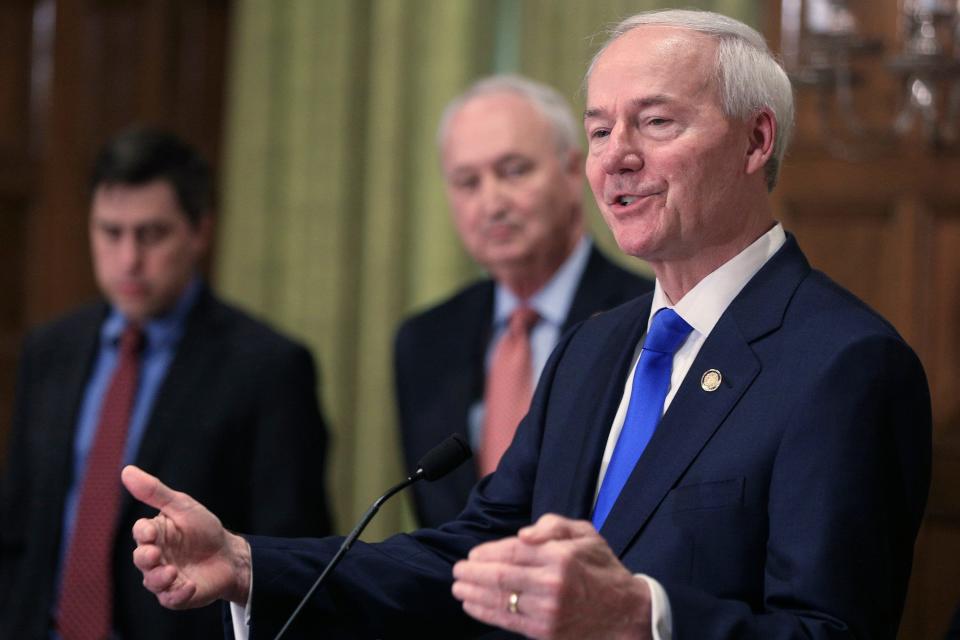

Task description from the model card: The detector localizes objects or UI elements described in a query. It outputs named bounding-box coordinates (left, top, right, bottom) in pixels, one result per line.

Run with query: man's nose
left=478, top=177, right=509, bottom=217
left=118, top=236, right=144, bottom=271
left=600, top=125, right=643, bottom=175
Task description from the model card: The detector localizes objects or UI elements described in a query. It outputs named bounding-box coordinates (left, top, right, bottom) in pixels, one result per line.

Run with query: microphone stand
left=271, top=433, right=470, bottom=639
left=273, top=470, right=423, bottom=640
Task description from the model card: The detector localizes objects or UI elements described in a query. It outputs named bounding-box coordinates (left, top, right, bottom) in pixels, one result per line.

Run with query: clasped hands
left=121, top=465, right=651, bottom=639
left=451, top=514, right=652, bottom=639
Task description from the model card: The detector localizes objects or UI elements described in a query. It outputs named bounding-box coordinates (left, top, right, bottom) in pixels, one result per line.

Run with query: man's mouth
left=609, top=191, right=660, bottom=208
left=118, top=282, right=148, bottom=296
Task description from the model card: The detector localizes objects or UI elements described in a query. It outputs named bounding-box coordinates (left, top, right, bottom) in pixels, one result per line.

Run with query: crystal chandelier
left=781, top=0, right=960, bottom=156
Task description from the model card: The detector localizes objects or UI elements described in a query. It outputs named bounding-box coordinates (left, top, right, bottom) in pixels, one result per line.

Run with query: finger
left=453, top=558, right=557, bottom=598
left=518, top=513, right=597, bottom=544
left=452, top=576, right=552, bottom=615
left=454, top=556, right=525, bottom=591
left=467, top=537, right=545, bottom=566
left=132, top=543, right=164, bottom=571
left=452, top=574, right=518, bottom=610
left=157, top=579, right=199, bottom=610
left=142, top=564, right=179, bottom=593
left=122, top=465, right=181, bottom=512
left=132, top=517, right=160, bottom=545
left=457, top=589, right=526, bottom=619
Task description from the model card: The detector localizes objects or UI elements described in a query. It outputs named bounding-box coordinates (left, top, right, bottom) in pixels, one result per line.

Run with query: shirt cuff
left=229, top=578, right=253, bottom=640
left=636, top=574, right=672, bottom=640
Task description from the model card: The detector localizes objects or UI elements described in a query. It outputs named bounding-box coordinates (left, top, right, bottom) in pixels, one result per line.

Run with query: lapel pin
left=701, top=369, right=722, bottom=392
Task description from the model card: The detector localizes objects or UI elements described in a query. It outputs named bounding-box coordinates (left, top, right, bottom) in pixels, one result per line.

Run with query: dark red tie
left=479, top=307, right=539, bottom=475
left=58, top=324, right=144, bottom=640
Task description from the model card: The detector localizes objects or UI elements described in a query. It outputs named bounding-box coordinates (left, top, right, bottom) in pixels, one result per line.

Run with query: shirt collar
left=493, top=235, right=592, bottom=327
left=101, top=277, right=203, bottom=352
left=648, top=223, right=786, bottom=336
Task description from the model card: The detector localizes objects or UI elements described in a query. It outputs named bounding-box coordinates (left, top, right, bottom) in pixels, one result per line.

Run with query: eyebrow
left=447, top=152, right=530, bottom=174
left=583, top=94, right=674, bottom=120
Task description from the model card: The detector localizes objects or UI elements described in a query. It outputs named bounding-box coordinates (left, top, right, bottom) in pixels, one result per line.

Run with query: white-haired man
left=396, top=75, right=652, bottom=529
left=122, top=10, right=930, bottom=639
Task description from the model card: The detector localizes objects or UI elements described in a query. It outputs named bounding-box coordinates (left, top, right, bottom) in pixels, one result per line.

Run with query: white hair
left=587, top=10, right=795, bottom=190
left=437, top=74, right=579, bottom=157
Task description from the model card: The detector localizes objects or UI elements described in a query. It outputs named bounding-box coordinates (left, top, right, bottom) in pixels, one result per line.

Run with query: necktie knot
left=508, top=306, right=539, bottom=336
left=642, top=308, right=692, bottom=355
left=119, top=324, right=145, bottom=355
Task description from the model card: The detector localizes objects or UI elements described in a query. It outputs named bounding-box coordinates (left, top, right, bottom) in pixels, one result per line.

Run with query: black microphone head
left=416, top=434, right=472, bottom=481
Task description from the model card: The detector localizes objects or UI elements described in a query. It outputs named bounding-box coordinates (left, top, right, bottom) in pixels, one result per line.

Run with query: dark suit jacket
left=947, top=602, right=960, bottom=639
left=0, top=287, right=333, bottom=639
left=239, top=236, right=931, bottom=639
left=395, top=245, right=653, bottom=527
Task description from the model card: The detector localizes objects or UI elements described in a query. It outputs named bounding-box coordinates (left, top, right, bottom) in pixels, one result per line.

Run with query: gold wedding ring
left=508, top=591, right=520, bottom=614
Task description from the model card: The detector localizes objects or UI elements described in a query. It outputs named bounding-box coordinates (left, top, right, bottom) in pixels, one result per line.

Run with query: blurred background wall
left=0, top=0, right=957, bottom=636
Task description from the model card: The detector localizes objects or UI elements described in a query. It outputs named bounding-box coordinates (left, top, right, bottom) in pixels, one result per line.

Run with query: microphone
left=273, top=433, right=472, bottom=639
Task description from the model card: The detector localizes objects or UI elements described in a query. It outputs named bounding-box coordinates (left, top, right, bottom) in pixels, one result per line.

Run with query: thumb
left=122, top=465, right=181, bottom=512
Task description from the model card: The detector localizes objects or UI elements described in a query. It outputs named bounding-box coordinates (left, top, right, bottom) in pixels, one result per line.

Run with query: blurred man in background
left=395, top=75, right=653, bottom=527
left=0, top=127, right=333, bottom=639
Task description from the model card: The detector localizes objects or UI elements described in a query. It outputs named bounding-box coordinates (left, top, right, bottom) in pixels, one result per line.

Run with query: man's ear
left=745, top=108, right=776, bottom=177
left=564, top=147, right=584, bottom=195
left=194, top=213, right=215, bottom=253
left=565, top=147, right=583, bottom=176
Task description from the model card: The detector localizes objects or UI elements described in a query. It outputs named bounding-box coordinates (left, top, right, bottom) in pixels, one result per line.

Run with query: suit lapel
left=449, top=284, right=494, bottom=488
left=461, top=283, right=494, bottom=443
left=133, top=291, right=218, bottom=470
left=597, top=235, right=811, bottom=556
left=120, top=291, right=221, bottom=524
left=548, top=297, right=654, bottom=520
left=47, top=308, right=106, bottom=504
left=599, top=314, right=760, bottom=555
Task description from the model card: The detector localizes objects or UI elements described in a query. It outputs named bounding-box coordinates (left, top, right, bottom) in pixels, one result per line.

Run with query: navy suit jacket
left=395, top=245, right=653, bottom=527
left=0, top=287, right=334, bottom=639
left=245, top=236, right=930, bottom=639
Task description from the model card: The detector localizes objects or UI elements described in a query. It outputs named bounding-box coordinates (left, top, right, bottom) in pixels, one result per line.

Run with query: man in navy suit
left=396, top=75, right=652, bottom=528
left=122, top=10, right=931, bottom=639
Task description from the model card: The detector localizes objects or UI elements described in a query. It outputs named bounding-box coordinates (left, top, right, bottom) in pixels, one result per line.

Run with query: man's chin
left=612, top=235, right=654, bottom=261
left=109, top=298, right=156, bottom=324
left=477, top=244, right=531, bottom=269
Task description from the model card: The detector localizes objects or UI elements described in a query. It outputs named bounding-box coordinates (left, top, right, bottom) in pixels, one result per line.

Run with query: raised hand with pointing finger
left=121, top=465, right=252, bottom=609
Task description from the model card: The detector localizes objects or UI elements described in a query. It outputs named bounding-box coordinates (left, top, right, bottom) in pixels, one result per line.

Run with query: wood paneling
left=24, top=0, right=231, bottom=327
left=0, top=0, right=36, bottom=469
left=765, top=1, right=960, bottom=636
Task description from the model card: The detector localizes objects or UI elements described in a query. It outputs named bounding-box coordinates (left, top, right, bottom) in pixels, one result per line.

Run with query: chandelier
left=781, top=0, right=960, bottom=156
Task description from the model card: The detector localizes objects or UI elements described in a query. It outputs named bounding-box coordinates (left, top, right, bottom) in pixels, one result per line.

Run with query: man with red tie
left=395, top=75, right=652, bottom=528
left=0, top=127, right=333, bottom=639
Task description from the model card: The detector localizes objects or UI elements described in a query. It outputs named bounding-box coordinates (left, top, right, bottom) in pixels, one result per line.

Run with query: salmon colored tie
left=479, top=307, right=539, bottom=475
left=58, top=324, right=144, bottom=640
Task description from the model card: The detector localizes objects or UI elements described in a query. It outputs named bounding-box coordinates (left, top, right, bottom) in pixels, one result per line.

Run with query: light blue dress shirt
left=53, top=278, right=202, bottom=626
left=466, top=237, right=593, bottom=450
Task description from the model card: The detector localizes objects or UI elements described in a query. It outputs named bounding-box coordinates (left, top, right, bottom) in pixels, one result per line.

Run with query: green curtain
left=216, top=0, right=757, bottom=539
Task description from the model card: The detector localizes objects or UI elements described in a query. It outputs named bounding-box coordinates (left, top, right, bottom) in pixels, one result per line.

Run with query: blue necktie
left=592, top=308, right=693, bottom=529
